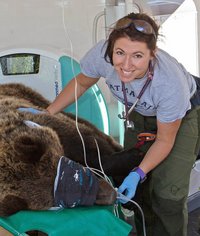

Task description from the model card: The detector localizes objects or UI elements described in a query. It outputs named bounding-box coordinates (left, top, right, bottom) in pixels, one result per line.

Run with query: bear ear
left=0, top=195, right=28, bottom=216
left=14, top=135, right=45, bottom=164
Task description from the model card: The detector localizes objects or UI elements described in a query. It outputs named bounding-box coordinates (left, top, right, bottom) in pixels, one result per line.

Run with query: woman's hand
left=117, top=171, right=140, bottom=204
left=17, top=107, right=45, bottom=114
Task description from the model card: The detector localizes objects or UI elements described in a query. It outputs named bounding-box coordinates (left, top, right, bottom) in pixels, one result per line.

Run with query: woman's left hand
left=117, top=171, right=140, bottom=204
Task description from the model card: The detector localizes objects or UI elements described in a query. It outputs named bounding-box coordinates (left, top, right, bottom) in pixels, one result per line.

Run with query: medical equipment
left=0, top=49, right=109, bottom=134
left=118, top=61, right=154, bottom=129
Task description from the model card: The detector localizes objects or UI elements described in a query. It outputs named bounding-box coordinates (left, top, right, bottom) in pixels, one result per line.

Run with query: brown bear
left=0, top=83, right=144, bottom=217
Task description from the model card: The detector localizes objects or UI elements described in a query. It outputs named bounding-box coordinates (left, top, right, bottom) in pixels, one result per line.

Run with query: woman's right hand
left=17, top=107, right=46, bottom=114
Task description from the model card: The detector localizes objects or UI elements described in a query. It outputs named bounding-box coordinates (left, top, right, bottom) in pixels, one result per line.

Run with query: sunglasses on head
left=115, top=18, right=156, bottom=39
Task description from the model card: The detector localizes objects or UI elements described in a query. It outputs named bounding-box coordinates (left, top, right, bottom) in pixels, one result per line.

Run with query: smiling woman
left=112, top=39, right=153, bottom=82
left=43, top=11, right=200, bottom=236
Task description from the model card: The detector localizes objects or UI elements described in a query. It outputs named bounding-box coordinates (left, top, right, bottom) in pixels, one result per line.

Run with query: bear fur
left=0, top=83, right=145, bottom=217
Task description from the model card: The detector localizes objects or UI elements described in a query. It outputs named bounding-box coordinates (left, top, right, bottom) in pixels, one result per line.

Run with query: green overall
left=124, top=107, right=200, bottom=236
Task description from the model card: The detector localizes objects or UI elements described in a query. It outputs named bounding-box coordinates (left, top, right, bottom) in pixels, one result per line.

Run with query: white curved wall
left=193, top=0, right=200, bottom=75
left=157, top=0, right=198, bottom=76
left=0, top=0, right=105, bottom=59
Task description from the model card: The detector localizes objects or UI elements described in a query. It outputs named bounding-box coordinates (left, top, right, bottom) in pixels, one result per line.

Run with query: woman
left=23, top=12, right=200, bottom=236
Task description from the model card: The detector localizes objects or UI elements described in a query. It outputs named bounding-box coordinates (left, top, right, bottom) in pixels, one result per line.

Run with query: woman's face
left=112, top=37, right=154, bottom=83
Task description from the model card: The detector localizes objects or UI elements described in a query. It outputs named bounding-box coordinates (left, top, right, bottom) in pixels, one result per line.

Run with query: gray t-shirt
left=80, top=40, right=196, bottom=123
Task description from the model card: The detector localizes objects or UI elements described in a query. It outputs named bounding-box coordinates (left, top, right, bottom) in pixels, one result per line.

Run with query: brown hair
left=104, top=12, right=159, bottom=65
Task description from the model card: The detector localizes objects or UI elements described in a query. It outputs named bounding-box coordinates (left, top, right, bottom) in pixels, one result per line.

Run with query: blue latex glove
left=17, top=107, right=45, bottom=114
left=117, top=171, right=140, bottom=204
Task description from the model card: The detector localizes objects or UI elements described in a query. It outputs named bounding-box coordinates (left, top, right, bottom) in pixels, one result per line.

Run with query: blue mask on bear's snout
left=54, top=156, right=99, bottom=208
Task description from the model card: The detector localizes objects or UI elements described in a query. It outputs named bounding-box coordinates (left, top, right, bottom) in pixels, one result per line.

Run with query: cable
left=61, top=0, right=87, bottom=166
left=60, top=3, right=121, bottom=218
left=60, top=1, right=117, bottom=195
left=117, top=191, right=147, bottom=236
left=60, top=2, right=146, bottom=233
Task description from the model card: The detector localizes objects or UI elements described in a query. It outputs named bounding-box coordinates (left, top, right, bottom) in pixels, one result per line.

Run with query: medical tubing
left=121, top=82, right=129, bottom=118
left=61, top=0, right=88, bottom=166
left=128, top=61, right=154, bottom=116
left=61, top=0, right=114, bottom=188
left=117, top=192, right=147, bottom=236
left=93, top=138, right=114, bottom=186
left=137, top=73, right=153, bottom=99
left=127, top=75, right=152, bottom=116
left=127, top=98, right=139, bottom=116
left=61, top=3, right=146, bottom=226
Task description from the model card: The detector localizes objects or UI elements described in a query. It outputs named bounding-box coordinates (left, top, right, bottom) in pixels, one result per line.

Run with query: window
left=0, top=53, right=40, bottom=75
left=157, top=0, right=198, bottom=75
